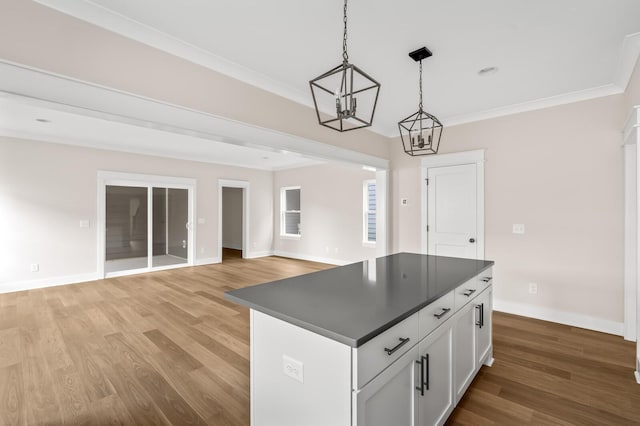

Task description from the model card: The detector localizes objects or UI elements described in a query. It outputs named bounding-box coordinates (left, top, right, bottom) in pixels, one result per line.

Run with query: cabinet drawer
left=353, top=313, right=419, bottom=389
left=454, top=268, right=493, bottom=311
left=418, top=290, right=454, bottom=340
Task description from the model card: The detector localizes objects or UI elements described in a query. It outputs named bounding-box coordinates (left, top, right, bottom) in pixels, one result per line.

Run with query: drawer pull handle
left=481, top=277, right=492, bottom=283
left=425, top=353, right=430, bottom=390
left=475, top=303, right=484, bottom=328
left=415, top=356, right=425, bottom=396
left=462, top=289, right=476, bottom=297
left=433, top=308, right=451, bottom=319
left=384, top=337, right=410, bottom=356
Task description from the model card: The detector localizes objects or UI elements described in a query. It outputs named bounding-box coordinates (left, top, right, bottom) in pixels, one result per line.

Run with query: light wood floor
left=0, top=254, right=638, bottom=425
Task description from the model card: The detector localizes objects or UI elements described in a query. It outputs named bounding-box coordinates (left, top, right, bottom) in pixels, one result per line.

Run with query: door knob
left=469, top=238, right=475, bottom=243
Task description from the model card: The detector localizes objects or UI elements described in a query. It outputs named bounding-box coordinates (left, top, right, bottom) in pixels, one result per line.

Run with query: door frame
left=420, top=150, right=485, bottom=259
left=97, top=171, right=196, bottom=278
left=218, top=179, right=250, bottom=260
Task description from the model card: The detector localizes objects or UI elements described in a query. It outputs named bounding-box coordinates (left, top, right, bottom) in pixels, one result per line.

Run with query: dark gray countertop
left=224, top=252, right=494, bottom=347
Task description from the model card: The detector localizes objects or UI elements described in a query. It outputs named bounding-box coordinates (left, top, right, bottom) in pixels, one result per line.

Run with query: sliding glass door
left=100, top=172, right=194, bottom=277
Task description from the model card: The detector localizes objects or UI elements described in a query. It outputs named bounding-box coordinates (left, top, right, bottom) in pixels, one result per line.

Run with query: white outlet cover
left=282, top=355, right=303, bottom=383
left=30, top=263, right=39, bottom=272
left=79, top=220, right=90, bottom=228
left=197, top=217, right=206, bottom=224
left=401, top=198, right=408, bottom=206
left=512, top=224, right=525, bottom=234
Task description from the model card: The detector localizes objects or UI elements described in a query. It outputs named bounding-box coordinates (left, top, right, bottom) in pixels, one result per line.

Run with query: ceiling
left=0, top=97, right=322, bottom=171
left=34, top=0, right=640, bottom=137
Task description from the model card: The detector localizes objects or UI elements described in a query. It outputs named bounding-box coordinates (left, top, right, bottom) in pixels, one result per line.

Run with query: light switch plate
left=79, top=220, right=90, bottom=228
left=197, top=218, right=205, bottom=225
left=282, top=355, right=303, bottom=383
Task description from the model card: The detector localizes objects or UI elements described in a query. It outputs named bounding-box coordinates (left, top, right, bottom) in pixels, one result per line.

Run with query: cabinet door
left=416, top=324, right=454, bottom=426
left=476, top=287, right=493, bottom=367
left=453, top=301, right=476, bottom=402
left=354, top=346, right=418, bottom=426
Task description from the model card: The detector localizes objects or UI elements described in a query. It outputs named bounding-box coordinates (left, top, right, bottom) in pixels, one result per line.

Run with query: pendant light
left=398, top=47, right=443, bottom=156
left=309, top=0, right=381, bottom=132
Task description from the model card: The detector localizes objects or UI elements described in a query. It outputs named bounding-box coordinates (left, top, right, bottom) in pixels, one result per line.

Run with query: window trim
left=363, top=179, right=376, bottom=247
left=280, top=186, right=301, bottom=239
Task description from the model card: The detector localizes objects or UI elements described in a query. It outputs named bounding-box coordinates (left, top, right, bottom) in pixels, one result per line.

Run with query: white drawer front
left=353, top=313, right=419, bottom=390
left=454, top=268, right=493, bottom=311
left=418, top=290, right=454, bottom=340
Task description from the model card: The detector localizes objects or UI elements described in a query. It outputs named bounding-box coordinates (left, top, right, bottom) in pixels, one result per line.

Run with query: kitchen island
left=225, top=252, right=494, bottom=426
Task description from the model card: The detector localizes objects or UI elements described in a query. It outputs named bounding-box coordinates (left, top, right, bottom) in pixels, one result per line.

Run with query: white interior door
left=427, top=164, right=478, bottom=259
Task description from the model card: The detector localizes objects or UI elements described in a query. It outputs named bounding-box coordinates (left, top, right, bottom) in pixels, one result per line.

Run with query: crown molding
left=33, top=0, right=312, bottom=108
left=441, top=84, right=623, bottom=128
left=615, top=32, right=640, bottom=91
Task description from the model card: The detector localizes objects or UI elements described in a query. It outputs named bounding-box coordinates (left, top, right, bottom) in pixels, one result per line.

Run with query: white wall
left=273, top=163, right=376, bottom=264
left=391, top=92, right=627, bottom=334
left=0, top=136, right=273, bottom=287
left=222, top=187, right=243, bottom=250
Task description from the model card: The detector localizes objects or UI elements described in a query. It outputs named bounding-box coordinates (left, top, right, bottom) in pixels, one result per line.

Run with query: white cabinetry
left=453, top=301, right=476, bottom=401
left=354, top=346, right=418, bottom=426
left=416, top=323, right=454, bottom=426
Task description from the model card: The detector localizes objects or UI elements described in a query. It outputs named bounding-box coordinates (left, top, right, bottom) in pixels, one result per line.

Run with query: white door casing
left=421, top=150, right=485, bottom=260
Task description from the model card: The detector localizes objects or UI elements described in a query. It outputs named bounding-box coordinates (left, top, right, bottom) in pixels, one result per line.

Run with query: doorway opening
left=218, top=179, right=249, bottom=262
left=98, top=172, right=195, bottom=277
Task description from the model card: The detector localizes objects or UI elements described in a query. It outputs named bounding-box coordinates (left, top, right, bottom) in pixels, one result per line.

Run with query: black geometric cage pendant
left=309, top=0, right=381, bottom=132
left=399, top=47, right=443, bottom=156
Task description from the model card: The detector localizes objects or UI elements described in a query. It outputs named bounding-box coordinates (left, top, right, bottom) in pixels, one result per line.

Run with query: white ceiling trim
left=615, top=32, right=640, bottom=91
left=0, top=128, right=291, bottom=171
left=33, top=0, right=313, bottom=108
left=443, top=84, right=622, bottom=128
left=0, top=59, right=388, bottom=170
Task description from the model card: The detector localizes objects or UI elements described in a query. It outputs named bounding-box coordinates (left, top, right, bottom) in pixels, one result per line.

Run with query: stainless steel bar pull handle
left=384, top=337, right=410, bottom=356
left=481, top=277, right=492, bottom=283
left=463, top=289, right=476, bottom=297
left=475, top=303, right=484, bottom=328
left=433, top=307, right=451, bottom=319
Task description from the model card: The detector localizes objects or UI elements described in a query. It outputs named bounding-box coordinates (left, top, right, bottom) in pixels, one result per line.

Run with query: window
left=364, top=180, right=376, bottom=244
left=281, top=187, right=301, bottom=237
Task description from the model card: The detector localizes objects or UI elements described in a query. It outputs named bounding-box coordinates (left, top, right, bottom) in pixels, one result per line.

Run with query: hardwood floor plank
left=143, top=329, right=204, bottom=371
left=0, top=363, right=25, bottom=426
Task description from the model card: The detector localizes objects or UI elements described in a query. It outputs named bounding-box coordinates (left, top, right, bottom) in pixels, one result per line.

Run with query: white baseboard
left=245, top=251, right=273, bottom=259
left=0, top=272, right=102, bottom=294
left=222, top=243, right=243, bottom=251
left=494, top=299, right=624, bottom=336
left=635, top=369, right=640, bottom=385
left=195, top=257, right=220, bottom=266
left=272, top=250, right=351, bottom=266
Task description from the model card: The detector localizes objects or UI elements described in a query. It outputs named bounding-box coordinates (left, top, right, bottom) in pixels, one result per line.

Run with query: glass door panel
left=152, top=187, right=189, bottom=268
left=105, top=185, right=148, bottom=273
